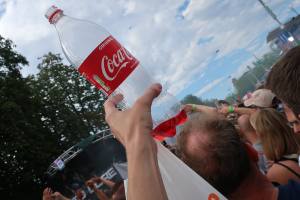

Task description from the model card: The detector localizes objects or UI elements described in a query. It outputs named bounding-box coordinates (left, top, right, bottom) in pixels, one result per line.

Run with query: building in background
left=267, top=15, right=300, bottom=53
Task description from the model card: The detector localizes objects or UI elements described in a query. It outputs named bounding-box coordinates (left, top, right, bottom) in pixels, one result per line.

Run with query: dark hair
left=266, top=46, right=300, bottom=116
left=177, top=113, right=250, bottom=197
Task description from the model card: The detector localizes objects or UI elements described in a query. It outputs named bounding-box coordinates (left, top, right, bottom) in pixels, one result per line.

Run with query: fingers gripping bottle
left=45, top=6, right=187, bottom=139
left=45, top=6, right=228, bottom=200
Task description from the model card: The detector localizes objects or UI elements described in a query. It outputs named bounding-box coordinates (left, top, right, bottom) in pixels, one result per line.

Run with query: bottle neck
left=49, top=10, right=64, bottom=24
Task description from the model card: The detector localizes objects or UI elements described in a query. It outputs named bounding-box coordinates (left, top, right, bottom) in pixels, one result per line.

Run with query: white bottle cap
left=45, top=5, right=63, bottom=24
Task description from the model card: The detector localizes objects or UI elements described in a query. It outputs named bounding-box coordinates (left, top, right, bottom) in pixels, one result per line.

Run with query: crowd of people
left=43, top=46, right=300, bottom=199
left=43, top=176, right=125, bottom=200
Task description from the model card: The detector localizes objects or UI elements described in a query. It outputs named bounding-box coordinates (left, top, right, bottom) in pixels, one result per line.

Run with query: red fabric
left=244, top=143, right=259, bottom=163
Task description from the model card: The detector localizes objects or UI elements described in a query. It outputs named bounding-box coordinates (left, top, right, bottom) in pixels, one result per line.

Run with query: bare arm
left=52, top=192, right=70, bottom=200
left=182, top=104, right=218, bottom=116
left=233, top=107, right=256, bottom=115
left=267, top=162, right=300, bottom=185
left=92, top=177, right=115, bottom=189
left=104, top=84, right=168, bottom=200
left=219, top=106, right=256, bottom=116
left=43, top=188, right=70, bottom=200
left=94, top=188, right=110, bottom=200
left=126, top=134, right=166, bottom=200
left=43, top=188, right=53, bottom=200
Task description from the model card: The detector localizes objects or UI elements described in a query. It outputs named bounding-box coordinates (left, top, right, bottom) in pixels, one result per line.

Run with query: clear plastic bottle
left=45, top=6, right=186, bottom=138
left=44, top=7, right=227, bottom=200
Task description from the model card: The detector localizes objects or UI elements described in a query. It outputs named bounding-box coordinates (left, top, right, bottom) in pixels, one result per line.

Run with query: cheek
left=256, top=132, right=262, bottom=138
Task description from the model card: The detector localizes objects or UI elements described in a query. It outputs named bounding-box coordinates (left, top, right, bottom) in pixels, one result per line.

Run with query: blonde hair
left=250, top=108, right=299, bottom=161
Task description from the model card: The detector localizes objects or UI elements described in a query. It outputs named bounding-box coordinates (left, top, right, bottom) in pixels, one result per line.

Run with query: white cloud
left=231, top=41, right=271, bottom=78
left=123, top=1, right=136, bottom=16
left=291, top=0, right=300, bottom=7
left=0, top=0, right=298, bottom=98
left=195, top=77, right=225, bottom=97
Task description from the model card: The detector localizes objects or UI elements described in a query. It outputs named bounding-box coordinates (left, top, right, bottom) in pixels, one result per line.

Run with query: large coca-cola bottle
left=45, top=6, right=187, bottom=139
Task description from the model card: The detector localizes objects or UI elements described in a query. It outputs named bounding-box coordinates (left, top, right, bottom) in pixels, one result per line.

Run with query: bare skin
left=104, top=83, right=168, bottom=200
left=42, top=188, right=70, bottom=200
left=229, top=164, right=278, bottom=200
left=92, top=176, right=115, bottom=189
left=182, top=104, right=218, bottom=116
left=284, top=104, right=300, bottom=135
left=237, top=114, right=259, bottom=145
left=219, top=106, right=256, bottom=116
left=267, top=160, right=300, bottom=185
left=85, top=180, right=109, bottom=200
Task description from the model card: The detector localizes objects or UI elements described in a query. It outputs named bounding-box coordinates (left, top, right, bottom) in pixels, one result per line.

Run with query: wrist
left=125, top=128, right=154, bottom=153
left=191, top=104, right=197, bottom=112
left=228, top=105, right=235, bottom=113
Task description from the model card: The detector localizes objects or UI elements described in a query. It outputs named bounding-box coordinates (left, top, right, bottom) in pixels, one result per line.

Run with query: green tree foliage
left=181, top=49, right=282, bottom=105
left=231, top=49, right=281, bottom=98
left=30, top=52, right=108, bottom=149
left=181, top=94, right=217, bottom=107
left=225, top=92, right=238, bottom=104
left=0, top=35, right=51, bottom=199
left=0, top=35, right=108, bottom=199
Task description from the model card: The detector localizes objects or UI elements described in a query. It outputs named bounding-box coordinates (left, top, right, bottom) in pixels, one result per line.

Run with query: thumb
left=137, top=83, right=162, bottom=108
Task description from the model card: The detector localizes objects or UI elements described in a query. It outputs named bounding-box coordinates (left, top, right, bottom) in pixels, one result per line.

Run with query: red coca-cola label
left=78, top=36, right=139, bottom=96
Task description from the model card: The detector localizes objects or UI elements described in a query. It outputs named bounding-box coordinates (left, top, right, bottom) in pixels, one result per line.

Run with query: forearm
left=126, top=134, right=168, bottom=200
left=100, top=178, right=115, bottom=189
left=194, top=105, right=218, bottom=115
left=94, top=189, right=109, bottom=200
left=234, top=107, right=256, bottom=115
left=62, top=196, right=70, bottom=200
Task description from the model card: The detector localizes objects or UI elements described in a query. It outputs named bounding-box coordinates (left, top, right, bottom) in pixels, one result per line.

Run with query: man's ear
left=298, top=114, right=300, bottom=120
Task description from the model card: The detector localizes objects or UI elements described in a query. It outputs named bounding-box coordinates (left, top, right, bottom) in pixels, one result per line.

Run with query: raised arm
left=86, top=180, right=109, bottom=200
left=94, top=188, right=110, bottom=200
left=104, top=83, right=168, bottom=200
left=182, top=104, right=218, bottom=116
left=52, top=192, right=71, bottom=200
left=218, top=105, right=256, bottom=116
left=92, top=177, right=115, bottom=189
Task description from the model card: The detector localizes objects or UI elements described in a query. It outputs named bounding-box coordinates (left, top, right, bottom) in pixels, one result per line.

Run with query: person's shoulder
left=278, top=180, right=300, bottom=200
left=281, top=159, right=300, bottom=169
left=277, top=160, right=300, bottom=175
left=267, top=163, right=294, bottom=185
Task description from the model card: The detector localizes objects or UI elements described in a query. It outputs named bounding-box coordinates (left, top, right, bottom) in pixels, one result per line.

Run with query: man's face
left=284, top=104, right=300, bottom=134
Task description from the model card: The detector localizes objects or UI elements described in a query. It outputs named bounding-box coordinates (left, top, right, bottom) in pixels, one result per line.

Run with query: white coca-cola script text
left=100, top=46, right=134, bottom=81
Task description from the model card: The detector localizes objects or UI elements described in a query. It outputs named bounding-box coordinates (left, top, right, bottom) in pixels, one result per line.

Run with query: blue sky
left=174, top=0, right=300, bottom=100
left=0, top=1, right=6, bottom=17
left=0, top=0, right=300, bottom=100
